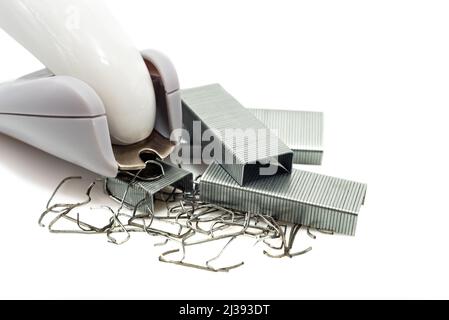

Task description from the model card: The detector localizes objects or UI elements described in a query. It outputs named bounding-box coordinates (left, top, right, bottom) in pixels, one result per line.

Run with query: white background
left=0, top=0, right=448, bottom=299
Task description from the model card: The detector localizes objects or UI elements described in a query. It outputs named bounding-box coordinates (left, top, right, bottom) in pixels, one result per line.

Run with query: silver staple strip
left=181, top=84, right=293, bottom=186
left=249, top=109, right=324, bottom=165
left=104, top=161, right=193, bottom=213
left=200, top=163, right=367, bottom=236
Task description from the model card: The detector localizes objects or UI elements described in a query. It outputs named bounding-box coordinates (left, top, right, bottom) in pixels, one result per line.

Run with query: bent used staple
left=181, top=84, right=293, bottom=186
left=249, top=109, right=324, bottom=165
left=200, top=163, right=367, bottom=236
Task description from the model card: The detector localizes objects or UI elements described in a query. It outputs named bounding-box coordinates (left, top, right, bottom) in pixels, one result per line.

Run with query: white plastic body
left=0, top=76, right=118, bottom=177
left=0, top=50, right=181, bottom=177
left=0, top=0, right=156, bottom=145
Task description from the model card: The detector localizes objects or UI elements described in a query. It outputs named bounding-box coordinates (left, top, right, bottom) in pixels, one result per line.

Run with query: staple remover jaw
left=0, top=50, right=181, bottom=177
left=112, top=49, right=182, bottom=172
left=112, top=130, right=176, bottom=172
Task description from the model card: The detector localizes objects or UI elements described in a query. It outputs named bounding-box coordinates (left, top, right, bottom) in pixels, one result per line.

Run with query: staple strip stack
left=105, top=161, right=193, bottom=213
left=181, top=84, right=367, bottom=236
left=110, top=83, right=367, bottom=236
left=200, top=163, right=366, bottom=236
left=249, top=109, right=324, bottom=165
left=181, top=84, right=293, bottom=186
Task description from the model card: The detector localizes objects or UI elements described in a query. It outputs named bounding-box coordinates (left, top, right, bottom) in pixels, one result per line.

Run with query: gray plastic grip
left=142, top=49, right=182, bottom=141
left=0, top=76, right=106, bottom=117
left=0, top=76, right=118, bottom=177
left=18, top=49, right=183, bottom=141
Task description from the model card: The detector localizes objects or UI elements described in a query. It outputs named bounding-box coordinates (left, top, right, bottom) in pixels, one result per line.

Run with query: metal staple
left=38, top=170, right=318, bottom=272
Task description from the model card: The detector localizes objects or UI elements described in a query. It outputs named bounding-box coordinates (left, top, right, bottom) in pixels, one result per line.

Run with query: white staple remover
left=0, top=0, right=182, bottom=177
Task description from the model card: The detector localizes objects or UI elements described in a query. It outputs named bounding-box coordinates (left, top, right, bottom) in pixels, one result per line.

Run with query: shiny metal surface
left=181, top=84, right=293, bottom=186
left=250, top=109, right=324, bottom=165
left=113, top=131, right=176, bottom=171
left=200, top=163, right=367, bottom=236
left=105, top=160, right=193, bottom=213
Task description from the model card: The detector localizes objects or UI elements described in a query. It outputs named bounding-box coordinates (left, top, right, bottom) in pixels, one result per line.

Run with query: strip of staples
left=181, top=84, right=293, bottom=186
left=199, top=163, right=367, bottom=236
left=249, top=108, right=324, bottom=165
left=105, top=161, right=193, bottom=213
